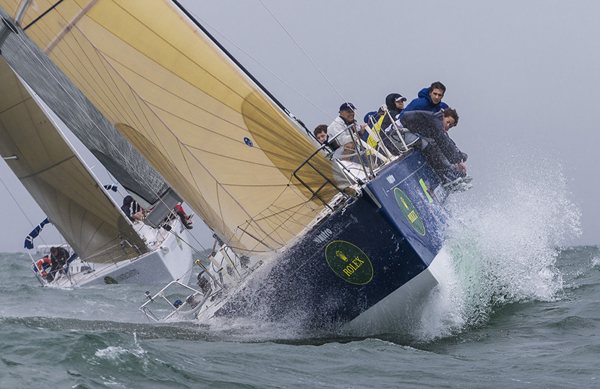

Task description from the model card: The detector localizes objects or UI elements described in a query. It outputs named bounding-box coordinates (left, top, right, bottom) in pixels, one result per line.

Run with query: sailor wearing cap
left=380, top=93, right=407, bottom=131
left=327, top=102, right=366, bottom=158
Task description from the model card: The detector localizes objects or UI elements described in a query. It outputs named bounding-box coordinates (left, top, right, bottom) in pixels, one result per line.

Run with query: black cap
left=339, top=102, right=356, bottom=112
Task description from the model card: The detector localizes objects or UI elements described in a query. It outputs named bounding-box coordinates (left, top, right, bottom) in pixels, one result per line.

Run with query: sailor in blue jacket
left=401, top=81, right=449, bottom=118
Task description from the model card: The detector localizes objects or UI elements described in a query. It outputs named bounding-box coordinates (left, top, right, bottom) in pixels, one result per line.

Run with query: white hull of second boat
left=42, top=219, right=194, bottom=288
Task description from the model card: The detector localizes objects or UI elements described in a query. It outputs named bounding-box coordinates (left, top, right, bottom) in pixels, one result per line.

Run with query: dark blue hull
left=217, top=151, right=449, bottom=330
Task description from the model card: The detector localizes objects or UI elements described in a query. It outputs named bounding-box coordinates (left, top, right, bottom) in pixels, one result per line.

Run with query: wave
left=415, top=151, right=581, bottom=341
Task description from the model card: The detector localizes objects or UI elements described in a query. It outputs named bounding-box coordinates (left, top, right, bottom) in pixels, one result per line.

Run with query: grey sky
left=1, top=0, right=598, bottom=252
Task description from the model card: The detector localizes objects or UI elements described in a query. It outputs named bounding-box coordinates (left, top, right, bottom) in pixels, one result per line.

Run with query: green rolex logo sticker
left=104, top=276, right=118, bottom=284
left=325, top=241, right=373, bottom=285
left=394, top=188, right=426, bottom=235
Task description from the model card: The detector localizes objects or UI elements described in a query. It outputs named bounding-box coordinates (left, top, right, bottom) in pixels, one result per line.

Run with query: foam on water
left=415, top=153, right=581, bottom=341
left=94, top=345, right=146, bottom=361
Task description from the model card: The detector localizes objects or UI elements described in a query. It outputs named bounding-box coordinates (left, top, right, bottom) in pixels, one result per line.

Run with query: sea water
left=1, top=162, right=598, bottom=388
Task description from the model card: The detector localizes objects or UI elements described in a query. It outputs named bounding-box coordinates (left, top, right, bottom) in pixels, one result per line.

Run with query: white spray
left=415, top=153, right=581, bottom=341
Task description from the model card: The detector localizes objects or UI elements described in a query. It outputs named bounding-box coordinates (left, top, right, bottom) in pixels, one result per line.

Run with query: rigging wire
left=0, top=175, right=36, bottom=229
left=0, top=174, right=53, bottom=250
left=186, top=8, right=335, bottom=122
left=257, top=0, right=348, bottom=105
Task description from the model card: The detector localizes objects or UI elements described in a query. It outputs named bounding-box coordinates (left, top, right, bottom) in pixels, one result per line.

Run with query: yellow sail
left=0, top=56, right=148, bottom=263
left=3, top=0, right=337, bottom=253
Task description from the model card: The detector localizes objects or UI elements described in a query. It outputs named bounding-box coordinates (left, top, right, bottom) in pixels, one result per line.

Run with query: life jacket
left=36, top=256, right=52, bottom=278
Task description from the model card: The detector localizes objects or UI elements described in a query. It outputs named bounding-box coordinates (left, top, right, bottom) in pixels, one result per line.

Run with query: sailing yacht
left=0, top=1, right=465, bottom=334
left=0, top=52, right=193, bottom=287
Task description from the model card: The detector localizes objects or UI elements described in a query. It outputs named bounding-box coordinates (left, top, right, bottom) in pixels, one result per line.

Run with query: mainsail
left=0, top=0, right=338, bottom=253
left=0, top=56, right=148, bottom=263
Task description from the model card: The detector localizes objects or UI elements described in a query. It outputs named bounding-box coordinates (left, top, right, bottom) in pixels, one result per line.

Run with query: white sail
left=0, top=56, right=148, bottom=263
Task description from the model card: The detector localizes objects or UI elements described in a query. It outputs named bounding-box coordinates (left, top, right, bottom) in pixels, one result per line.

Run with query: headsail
left=0, top=56, right=148, bottom=263
left=0, top=0, right=338, bottom=253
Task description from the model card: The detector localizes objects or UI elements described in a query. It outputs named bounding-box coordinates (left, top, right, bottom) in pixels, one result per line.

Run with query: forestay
left=0, top=57, right=148, bottom=263
left=2, top=0, right=338, bottom=253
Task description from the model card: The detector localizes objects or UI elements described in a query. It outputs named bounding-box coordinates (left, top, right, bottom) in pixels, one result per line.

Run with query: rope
left=186, top=9, right=335, bottom=122
left=258, top=0, right=347, bottom=104
left=0, top=174, right=53, bottom=250
left=0, top=175, right=36, bottom=228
